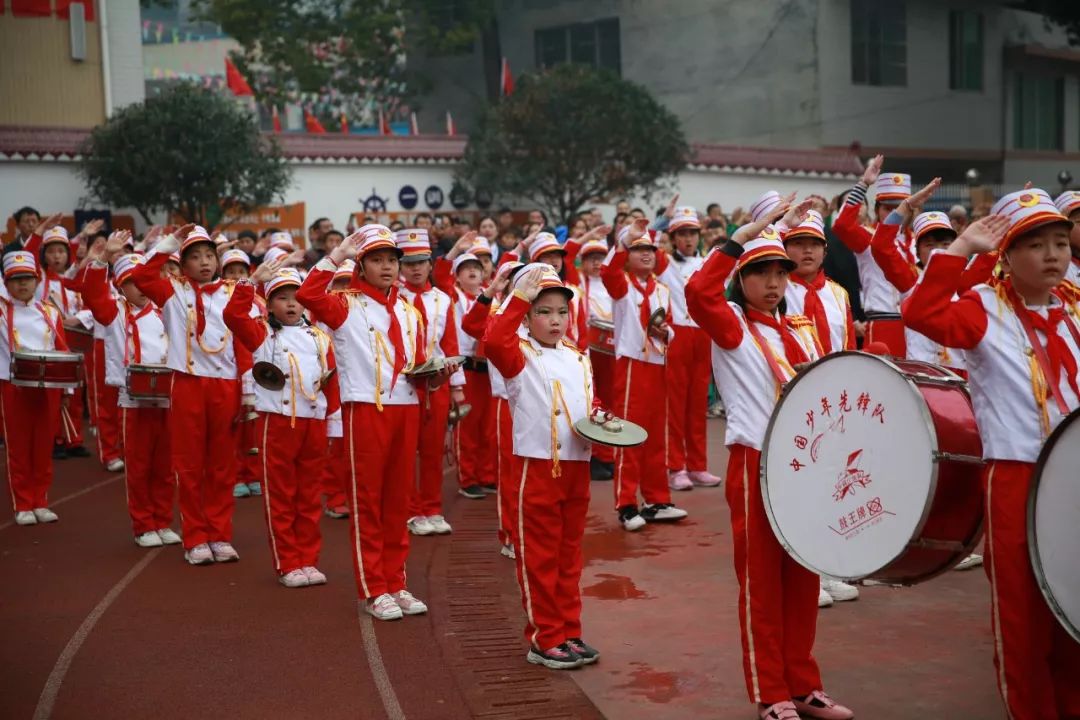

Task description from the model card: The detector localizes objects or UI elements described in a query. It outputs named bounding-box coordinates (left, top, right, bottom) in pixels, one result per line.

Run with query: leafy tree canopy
left=1015, top=0, right=1080, bottom=45
left=457, top=64, right=690, bottom=223
left=78, top=83, right=292, bottom=225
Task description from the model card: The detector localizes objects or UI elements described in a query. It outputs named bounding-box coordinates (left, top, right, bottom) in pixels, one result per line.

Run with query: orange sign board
left=173, top=203, right=308, bottom=248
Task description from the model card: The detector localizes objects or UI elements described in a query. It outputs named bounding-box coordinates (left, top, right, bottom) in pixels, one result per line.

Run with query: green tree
left=77, top=83, right=292, bottom=226
left=457, top=64, right=690, bottom=223
left=195, top=0, right=495, bottom=125
left=1016, top=1, right=1080, bottom=45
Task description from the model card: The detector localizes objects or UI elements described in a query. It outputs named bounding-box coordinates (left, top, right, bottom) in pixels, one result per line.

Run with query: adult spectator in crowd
left=235, top=230, right=257, bottom=258
left=496, top=207, right=515, bottom=232
left=948, top=204, right=969, bottom=234
left=308, top=217, right=332, bottom=250
left=415, top=212, right=434, bottom=230
left=822, top=190, right=865, bottom=325
left=5, top=206, right=41, bottom=253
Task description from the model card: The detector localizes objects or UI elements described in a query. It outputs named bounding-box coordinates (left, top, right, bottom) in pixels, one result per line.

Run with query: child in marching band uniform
left=132, top=225, right=245, bottom=566
left=1, top=251, right=68, bottom=526
left=80, top=232, right=180, bottom=548
left=904, top=192, right=1080, bottom=720
left=525, top=232, right=589, bottom=352
left=601, top=218, right=687, bottom=531
left=298, top=225, right=455, bottom=621
left=224, top=261, right=338, bottom=588
left=321, top=260, right=354, bottom=520
left=686, top=211, right=854, bottom=720
left=396, top=228, right=464, bottom=537
left=1054, top=190, right=1080, bottom=285
left=485, top=263, right=600, bottom=670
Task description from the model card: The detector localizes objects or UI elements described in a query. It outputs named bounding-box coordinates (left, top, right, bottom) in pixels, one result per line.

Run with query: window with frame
left=1013, top=73, right=1064, bottom=151
left=535, top=18, right=620, bottom=75
left=949, top=10, right=983, bottom=90
left=850, top=0, right=907, bottom=87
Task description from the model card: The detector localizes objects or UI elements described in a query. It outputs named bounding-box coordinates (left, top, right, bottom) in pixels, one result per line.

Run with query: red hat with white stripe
left=912, top=211, right=955, bottom=241
left=579, top=239, right=609, bottom=257
left=334, top=259, right=356, bottom=282
left=112, top=253, right=145, bottom=286
left=783, top=210, right=826, bottom=243
left=991, top=188, right=1071, bottom=251
left=220, top=248, right=251, bottom=270
left=750, top=191, right=782, bottom=223
left=736, top=226, right=796, bottom=272
left=874, top=173, right=912, bottom=203
left=41, top=226, right=70, bottom=247
left=1055, top=190, right=1080, bottom=218
left=529, top=232, right=565, bottom=260
left=668, top=206, right=701, bottom=232
left=511, top=262, right=573, bottom=301
left=269, top=231, right=295, bottom=251
left=180, top=225, right=214, bottom=253
left=263, top=268, right=303, bottom=298
left=355, top=224, right=400, bottom=260
left=3, top=250, right=38, bottom=280
left=394, top=228, right=431, bottom=263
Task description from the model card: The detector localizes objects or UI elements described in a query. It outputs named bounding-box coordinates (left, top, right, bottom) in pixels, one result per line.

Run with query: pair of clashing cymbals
left=252, top=361, right=336, bottom=392
left=574, top=409, right=648, bottom=447
left=405, top=355, right=465, bottom=379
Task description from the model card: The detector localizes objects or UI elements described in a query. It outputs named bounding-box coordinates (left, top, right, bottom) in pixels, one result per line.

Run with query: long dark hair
left=728, top=264, right=788, bottom=315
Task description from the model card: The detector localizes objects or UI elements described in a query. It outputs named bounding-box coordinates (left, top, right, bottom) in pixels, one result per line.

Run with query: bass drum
left=761, top=352, right=985, bottom=585
left=1028, top=408, right=1080, bottom=642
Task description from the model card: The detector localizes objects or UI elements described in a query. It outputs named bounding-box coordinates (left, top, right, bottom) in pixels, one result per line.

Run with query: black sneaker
left=52, top=445, right=68, bottom=460
left=590, top=458, right=613, bottom=481
left=640, top=503, right=689, bottom=523
left=66, top=445, right=91, bottom=458
left=458, top=485, right=486, bottom=500
left=479, top=483, right=498, bottom=495
left=565, top=638, right=599, bottom=664
left=617, top=505, right=646, bottom=532
left=526, top=643, right=584, bottom=670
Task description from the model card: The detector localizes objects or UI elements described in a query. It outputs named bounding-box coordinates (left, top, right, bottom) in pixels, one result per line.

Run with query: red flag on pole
left=409, top=111, right=419, bottom=136
left=445, top=111, right=456, bottom=136
left=340, top=111, right=349, bottom=134
left=378, top=108, right=391, bottom=136
left=224, top=57, right=253, bottom=97
left=304, top=107, right=326, bottom=134
left=500, top=57, right=514, bottom=97
left=271, top=105, right=282, bottom=133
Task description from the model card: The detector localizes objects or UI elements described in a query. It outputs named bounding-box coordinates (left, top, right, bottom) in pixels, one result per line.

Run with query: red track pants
left=256, top=413, right=326, bottom=575
left=169, top=373, right=240, bottom=549
left=613, top=357, right=670, bottom=509
left=344, top=402, right=419, bottom=599
left=455, top=368, right=496, bottom=488
left=56, top=387, right=84, bottom=449
left=412, top=384, right=450, bottom=517
left=322, top=437, right=348, bottom=509
left=665, top=325, right=711, bottom=472
left=121, top=406, right=173, bottom=535
left=866, top=317, right=906, bottom=357
left=727, top=444, right=822, bottom=705
left=2, top=381, right=60, bottom=512
left=495, top=398, right=516, bottom=546
left=88, top=340, right=121, bottom=465
left=983, top=461, right=1080, bottom=720
left=589, top=351, right=616, bottom=464
left=236, top=414, right=259, bottom=487
left=512, top=457, right=590, bottom=651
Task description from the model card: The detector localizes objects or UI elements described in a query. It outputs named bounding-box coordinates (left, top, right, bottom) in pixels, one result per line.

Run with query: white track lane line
left=0, top=474, right=124, bottom=533
left=357, top=608, right=408, bottom=720
left=32, top=546, right=162, bottom=720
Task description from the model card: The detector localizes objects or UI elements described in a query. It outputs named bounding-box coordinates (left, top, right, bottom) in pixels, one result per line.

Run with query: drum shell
left=587, top=323, right=615, bottom=356
left=10, top=350, right=85, bottom=389
left=126, top=364, right=173, bottom=400
left=65, top=326, right=94, bottom=355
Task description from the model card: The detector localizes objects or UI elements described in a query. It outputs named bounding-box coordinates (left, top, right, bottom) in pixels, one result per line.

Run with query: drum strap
left=744, top=318, right=794, bottom=397
left=1009, top=292, right=1072, bottom=416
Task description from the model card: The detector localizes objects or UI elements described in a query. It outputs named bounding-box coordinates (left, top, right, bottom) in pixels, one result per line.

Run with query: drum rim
left=1026, top=406, right=1080, bottom=643
left=760, top=350, right=944, bottom=582
left=11, top=350, right=84, bottom=360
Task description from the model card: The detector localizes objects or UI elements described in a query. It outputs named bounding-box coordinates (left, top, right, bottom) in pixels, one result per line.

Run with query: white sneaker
left=407, top=516, right=435, bottom=536
left=821, top=578, right=860, bottom=603
left=14, top=511, right=37, bottom=526
left=279, top=569, right=309, bottom=588
left=366, top=593, right=404, bottom=621
left=668, top=470, right=693, bottom=491
left=427, top=515, right=452, bottom=534
left=641, top=503, right=688, bottom=522
left=955, top=553, right=984, bottom=571
left=302, top=566, right=327, bottom=585
left=619, top=507, right=647, bottom=532
left=106, top=458, right=125, bottom=472
left=157, top=528, right=182, bottom=545
left=185, top=543, right=214, bottom=565
left=135, top=531, right=164, bottom=548
left=818, top=585, right=835, bottom=608
left=208, top=541, right=239, bottom=562
left=392, top=589, right=428, bottom=615
left=500, top=543, right=516, bottom=559
left=32, top=508, right=58, bottom=523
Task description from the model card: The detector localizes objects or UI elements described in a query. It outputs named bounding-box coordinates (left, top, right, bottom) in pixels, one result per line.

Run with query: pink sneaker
left=760, top=701, right=800, bottom=720
left=668, top=470, right=693, bottom=491
left=793, top=690, right=854, bottom=720
left=689, top=470, right=722, bottom=487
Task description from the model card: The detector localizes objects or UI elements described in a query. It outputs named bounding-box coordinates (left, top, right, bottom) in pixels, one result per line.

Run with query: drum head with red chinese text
left=1029, top=408, right=1080, bottom=643
left=762, top=353, right=937, bottom=580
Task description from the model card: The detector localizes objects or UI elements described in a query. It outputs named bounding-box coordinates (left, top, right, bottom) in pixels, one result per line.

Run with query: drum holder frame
left=932, top=451, right=984, bottom=464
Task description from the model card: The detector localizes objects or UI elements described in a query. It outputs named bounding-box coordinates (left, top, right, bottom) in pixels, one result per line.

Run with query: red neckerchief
left=896, top=231, right=917, bottom=268
left=745, top=307, right=810, bottom=367
left=405, top=280, right=432, bottom=349
left=4, top=297, right=61, bottom=350
left=124, top=301, right=159, bottom=364
left=191, top=279, right=224, bottom=338
left=790, top=270, right=831, bottom=354
left=354, top=278, right=407, bottom=391
left=1005, top=281, right=1080, bottom=410
left=629, top=272, right=657, bottom=339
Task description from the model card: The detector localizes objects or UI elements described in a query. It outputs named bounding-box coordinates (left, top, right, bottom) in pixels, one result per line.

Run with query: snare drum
left=65, top=326, right=94, bottom=354
left=762, top=352, right=984, bottom=585
left=1028, top=408, right=1080, bottom=642
left=588, top=320, right=615, bottom=356
left=126, top=364, right=173, bottom=400
left=10, top=350, right=85, bottom=389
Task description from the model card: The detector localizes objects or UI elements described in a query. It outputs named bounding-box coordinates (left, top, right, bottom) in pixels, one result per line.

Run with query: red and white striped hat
left=468, top=236, right=494, bottom=256
left=180, top=225, right=213, bottom=253
left=263, top=247, right=290, bottom=266
left=269, top=231, right=295, bottom=251
left=529, top=232, right=565, bottom=260
left=334, top=259, right=356, bottom=282
left=263, top=268, right=303, bottom=298
left=873, top=173, right=912, bottom=203
left=579, top=239, right=609, bottom=257
left=616, top=225, right=658, bottom=250
left=220, top=248, right=251, bottom=269
left=1054, top=190, right=1080, bottom=218
left=735, top=226, right=796, bottom=272
left=668, top=206, right=701, bottom=232
left=452, top=252, right=482, bottom=274
left=355, top=224, right=400, bottom=260
left=750, top=191, right=782, bottom=223
left=783, top=210, right=826, bottom=243
left=991, top=188, right=1071, bottom=250
left=511, top=262, right=573, bottom=301
left=42, top=226, right=69, bottom=246
left=394, top=228, right=431, bottom=262
left=112, top=253, right=145, bottom=286
left=3, top=250, right=38, bottom=279
left=912, top=211, right=954, bottom=241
